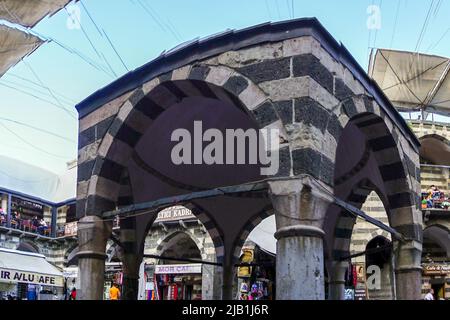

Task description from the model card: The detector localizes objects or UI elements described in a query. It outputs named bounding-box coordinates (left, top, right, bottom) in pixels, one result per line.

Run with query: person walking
left=69, top=288, right=77, bottom=300
left=109, top=283, right=120, bottom=300
left=424, top=288, right=434, bottom=300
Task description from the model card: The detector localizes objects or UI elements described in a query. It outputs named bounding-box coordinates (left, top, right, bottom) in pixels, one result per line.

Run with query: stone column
left=269, top=176, right=333, bottom=300
left=77, top=216, right=111, bottom=300
left=121, top=255, right=141, bottom=300
left=328, top=261, right=348, bottom=300
left=222, top=262, right=234, bottom=300
left=394, top=240, right=422, bottom=300
left=119, top=217, right=141, bottom=300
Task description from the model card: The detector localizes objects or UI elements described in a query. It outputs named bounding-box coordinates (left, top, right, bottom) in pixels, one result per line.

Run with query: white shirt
left=424, top=292, right=434, bottom=300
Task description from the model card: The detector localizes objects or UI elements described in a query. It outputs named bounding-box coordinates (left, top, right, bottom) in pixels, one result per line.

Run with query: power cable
left=79, top=0, right=103, bottom=37
left=426, top=27, right=450, bottom=52
left=274, top=0, right=282, bottom=20
left=22, top=60, right=76, bottom=119
left=6, top=73, right=77, bottom=105
left=102, top=29, right=129, bottom=72
left=0, top=81, right=78, bottom=114
left=414, top=0, right=435, bottom=52
left=389, top=0, right=401, bottom=49
left=0, top=122, right=73, bottom=160
left=64, top=6, right=117, bottom=78
left=0, top=78, right=74, bottom=107
left=0, top=116, right=76, bottom=143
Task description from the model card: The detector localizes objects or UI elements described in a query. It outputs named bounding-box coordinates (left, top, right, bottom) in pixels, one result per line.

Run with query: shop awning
left=0, top=0, right=73, bottom=28
left=369, top=49, right=450, bottom=116
left=247, top=215, right=276, bottom=255
left=0, top=24, right=43, bottom=78
left=0, top=248, right=63, bottom=287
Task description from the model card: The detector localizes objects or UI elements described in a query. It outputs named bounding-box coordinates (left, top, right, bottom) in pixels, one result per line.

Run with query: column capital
left=393, top=239, right=422, bottom=271
left=268, top=175, right=334, bottom=230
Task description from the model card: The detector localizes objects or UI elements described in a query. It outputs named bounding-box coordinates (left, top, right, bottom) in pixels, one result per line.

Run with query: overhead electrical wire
left=0, top=116, right=76, bottom=143
left=23, top=60, right=76, bottom=119
left=389, top=0, right=401, bottom=49
left=0, top=78, right=74, bottom=107
left=0, top=122, right=73, bottom=160
left=6, top=73, right=77, bottom=105
left=264, top=0, right=272, bottom=20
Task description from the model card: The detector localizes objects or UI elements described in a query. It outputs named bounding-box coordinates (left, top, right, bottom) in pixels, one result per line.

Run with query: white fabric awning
left=0, top=0, right=72, bottom=28
left=369, top=48, right=450, bottom=116
left=0, top=248, right=63, bottom=287
left=247, top=215, right=276, bottom=254
left=0, top=24, right=43, bottom=78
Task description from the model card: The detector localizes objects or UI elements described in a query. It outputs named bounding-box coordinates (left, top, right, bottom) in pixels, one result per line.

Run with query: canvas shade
left=0, top=24, right=43, bottom=78
left=0, top=0, right=72, bottom=28
left=369, top=49, right=450, bottom=116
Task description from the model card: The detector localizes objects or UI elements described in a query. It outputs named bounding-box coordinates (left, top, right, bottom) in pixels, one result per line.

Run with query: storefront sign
left=64, top=222, right=78, bottom=236
left=155, top=206, right=195, bottom=222
left=423, top=264, right=450, bottom=275
left=154, top=264, right=202, bottom=274
left=0, top=268, right=63, bottom=287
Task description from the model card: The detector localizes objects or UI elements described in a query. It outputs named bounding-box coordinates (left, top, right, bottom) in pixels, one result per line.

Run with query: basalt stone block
left=134, top=96, right=165, bottom=120
left=294, top=97, right=328, bottom=133
left=273, top=100, right=293, bottom=125
left=128, top=88, right=145, bottom=106
left=394, top=224, right=422, bottom=242
left=320, top=155, right=334, bottom=186
left=108, top=118, right=142, bottom=147
left=388, top=192, right=413, bottom=209
left=223, top=76, right=249, bottom=96
left=85, top=195, right=116, bottom=217
left=238, top=57, right=290, bottom=83
left=363, top=96, right=374, bottom=113
left=378, top=162, right=407, bottom=181
left=293, top=54, right=334, bottom=93
left=189, top=66, right=210, bottom=81
left=252, top=101, right=278, bottom=128
left=158, top=71, right=173, bottom=83
left=334, top=227, right=353, bottom=239
left=292, top=148, right=321, bottom=178
left=78, top=159, right=96, bottom=182
left=335, top=78, right=354, bottom=101
left=79, top=116, right=115, bottom=149
left=93, top=158, right=125, bottom=183
left=76, top=198, right=87, bottom=218
left=342, top=99, right=358, bottom=118
left=368, top=135, right=396, bottom=152
left=327, top=113, right=343, bottom=141
left=274, top=146, right=291, bottom=177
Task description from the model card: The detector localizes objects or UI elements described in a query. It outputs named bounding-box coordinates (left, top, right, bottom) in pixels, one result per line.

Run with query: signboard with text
left=155, top=206, right=195, bottom=222
left=0, top=268, right=63, bottom=287
left=423, top=264, right=450, bottom=275
left=154, top=264, right=202, bottom=274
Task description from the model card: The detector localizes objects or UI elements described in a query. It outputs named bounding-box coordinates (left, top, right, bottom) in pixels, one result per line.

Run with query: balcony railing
left=421, top=164, right=450, bottom=210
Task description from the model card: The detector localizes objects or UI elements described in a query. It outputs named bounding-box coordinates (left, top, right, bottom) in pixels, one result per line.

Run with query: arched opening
left=421, top=225, right=450, bottom=300
left=419, top=134, right=450, bottom=210
left=16, top=241, right=39, bottom=254
left=233, top=211, right=276, bottom=300
left=327, top=108, right=421, bottom=300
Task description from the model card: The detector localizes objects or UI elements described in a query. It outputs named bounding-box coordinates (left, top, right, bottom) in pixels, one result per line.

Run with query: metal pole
left=6, top=193, right=11, bottom=228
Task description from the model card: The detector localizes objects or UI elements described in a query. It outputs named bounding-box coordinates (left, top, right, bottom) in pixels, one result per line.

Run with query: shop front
left=152, top=263, right=202, bottom=300
left=422, top=263, right=450, bottom=300
left=0, top=248, right=64, bottom=300
left=237, top=246, right=275, bottom=300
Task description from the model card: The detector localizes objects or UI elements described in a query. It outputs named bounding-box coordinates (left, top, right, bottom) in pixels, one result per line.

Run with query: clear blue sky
left=0, top=0, right=448, bottom=173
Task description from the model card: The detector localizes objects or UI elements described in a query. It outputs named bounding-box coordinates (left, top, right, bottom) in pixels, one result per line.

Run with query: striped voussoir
left=231, top=207, right=273, bottom=266
left=183, top=203, right=225, bottom=265
left=351, top=108, right=421, bottom=241
left=155, top=229, right=208, bottom=261
left=77, top=64, right=283, bottom=217
left=332, top=179, right=381, bottom=260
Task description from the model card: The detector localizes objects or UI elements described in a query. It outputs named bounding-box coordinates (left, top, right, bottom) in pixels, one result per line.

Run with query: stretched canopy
left=0, top=0, right=72, bottom=28
left=369, top=49, right=450, bottom=116
left=0, top=24, right=43, bottom=78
